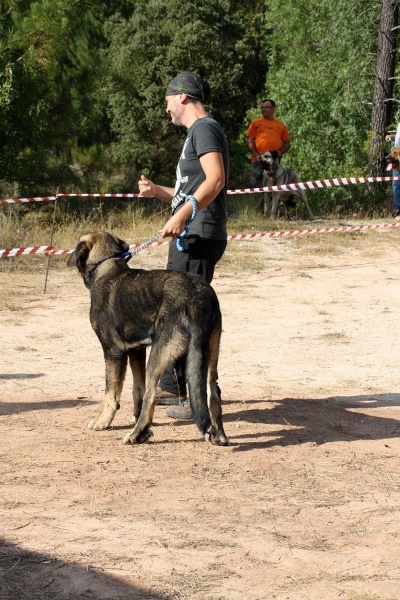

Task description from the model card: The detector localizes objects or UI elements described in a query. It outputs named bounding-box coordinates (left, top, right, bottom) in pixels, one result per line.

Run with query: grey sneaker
left=155, top=387, right=186, bottom=406
left=166, top=399, right=193, bottom=420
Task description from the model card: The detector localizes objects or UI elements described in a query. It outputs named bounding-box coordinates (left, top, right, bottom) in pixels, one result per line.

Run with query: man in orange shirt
left=246, top=99, right=291, bottom=186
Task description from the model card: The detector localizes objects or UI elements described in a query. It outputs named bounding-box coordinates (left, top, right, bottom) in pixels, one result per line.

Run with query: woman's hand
left=138, top=175, right=157, bottom=198
left=160, top=202, right=193, bottom=238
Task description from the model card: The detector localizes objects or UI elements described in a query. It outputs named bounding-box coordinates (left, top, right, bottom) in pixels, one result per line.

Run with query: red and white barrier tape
left=0, top=241, right=171, bottom=258
left=227, top=176, right=400, bottom=194
left=0, top=195, right=58, bottom=205
left=0, top=245, right=70, bottom=258
left=0, top=193, right=141, bottom=205
left=2, top=222, right=400, bottom=259
left=2, top=176, right=400, bottom=204
left=226, top=222, right=400, bottom=240
left=60, top=193, right=141, bottom=198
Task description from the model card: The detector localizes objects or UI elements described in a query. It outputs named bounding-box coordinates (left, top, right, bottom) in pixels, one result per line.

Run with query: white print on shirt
left=172, top=190, right=186, bottom=212
left=173, top=164, right=181, bottom=197
left=172, top=154, right=190, bottom=212
left=172, top=163, right=185, bottom=212
left=181, top=138, right=189, bottom=160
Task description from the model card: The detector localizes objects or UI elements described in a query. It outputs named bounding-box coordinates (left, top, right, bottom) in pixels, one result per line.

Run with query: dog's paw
left=212, top=435, right=230, bottom=446
left=123, top=428, right=153, bottom=445
left=210, top=433, right=230, bottom=446
left=87, top=419, right=109, bottom=431
left=205, top=427, right=230, bottom=446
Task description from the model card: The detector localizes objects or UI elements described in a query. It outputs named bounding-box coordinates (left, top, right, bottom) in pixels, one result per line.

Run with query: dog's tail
left=186, top=330, right=213, bottom=435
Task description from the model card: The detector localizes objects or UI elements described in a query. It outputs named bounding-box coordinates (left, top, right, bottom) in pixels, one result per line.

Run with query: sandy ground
left=1, top=229, right=400, bottom=600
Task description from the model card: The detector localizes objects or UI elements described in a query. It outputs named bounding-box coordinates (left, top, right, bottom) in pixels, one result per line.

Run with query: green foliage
left=252, top=0, right=384, bottom=208
left=104, top=0, right=266, bottom=179
left=0, top=0, right=267, bottom=194
left=0, top=1, right=117, bottom=194
left=0, top=0, right=397, bottom=217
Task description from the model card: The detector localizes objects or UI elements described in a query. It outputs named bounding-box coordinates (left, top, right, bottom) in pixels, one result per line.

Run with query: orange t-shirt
left=246, top=118, right=290, bottom=162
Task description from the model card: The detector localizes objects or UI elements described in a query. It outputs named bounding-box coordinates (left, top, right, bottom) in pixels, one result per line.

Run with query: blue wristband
left=176, top=195, right=198, bottom=252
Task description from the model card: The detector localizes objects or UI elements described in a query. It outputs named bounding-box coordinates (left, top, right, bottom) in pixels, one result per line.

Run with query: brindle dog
left=67, top=232, right=229, bottom=446
left=258, top=150, right=315, bottom=220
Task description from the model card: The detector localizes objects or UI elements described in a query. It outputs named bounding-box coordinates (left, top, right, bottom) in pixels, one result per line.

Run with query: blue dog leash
left=176, top=195, right=198, bottom=252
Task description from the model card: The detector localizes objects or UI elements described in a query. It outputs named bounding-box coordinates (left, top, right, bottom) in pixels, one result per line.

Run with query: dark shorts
left=159, top=235, right=227, bottom=395
left=167, top=236, right=227, bottom=284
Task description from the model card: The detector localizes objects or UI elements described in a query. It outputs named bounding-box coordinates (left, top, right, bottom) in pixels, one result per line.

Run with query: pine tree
left=104, top=0, right=264, bottom=179
left=262, top=0, right=380, bottom=188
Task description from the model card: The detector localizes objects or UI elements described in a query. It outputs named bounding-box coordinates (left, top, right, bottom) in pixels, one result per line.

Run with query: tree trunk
left=368, top=0, right=398, bottom=176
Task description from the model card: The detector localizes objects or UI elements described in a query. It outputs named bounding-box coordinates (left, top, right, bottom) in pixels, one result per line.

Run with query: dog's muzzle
left=386, top=146, right=400, bottom=171
left=258, top=156, right=272, bottom=169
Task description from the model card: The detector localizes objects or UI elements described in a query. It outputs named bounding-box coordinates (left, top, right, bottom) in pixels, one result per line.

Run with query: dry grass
left=320, top=332, right=349, bottom=341
left=0, top=493, right=25, bottom=509
left=341, top=593, right=386, bottom=600
left=150, top=569, right=226, bottom=600
left=172, top=537, right=238, bottom=550
left=3, top=198, right=400, bottom=277
left=0, top=259, right=52, bottom=314
left=85, top=495, right=113, bottom=520
left=218, top=224, right=400, bottom=274
left=0, top=451, right=50, bottom=476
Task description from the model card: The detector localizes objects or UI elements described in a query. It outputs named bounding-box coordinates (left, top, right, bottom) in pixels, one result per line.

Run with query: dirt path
left=1, top=232, right=400, bottom=599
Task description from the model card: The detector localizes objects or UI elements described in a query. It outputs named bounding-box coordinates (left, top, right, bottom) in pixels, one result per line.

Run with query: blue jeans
left=250, top=162, right=264, bottom=186
left=393, top=170, right=400, bottom=214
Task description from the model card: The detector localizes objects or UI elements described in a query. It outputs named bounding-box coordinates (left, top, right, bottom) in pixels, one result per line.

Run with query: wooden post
left=43, top=188, right=59, bottom=294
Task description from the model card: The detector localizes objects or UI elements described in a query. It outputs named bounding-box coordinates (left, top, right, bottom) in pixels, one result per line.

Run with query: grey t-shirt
left=171, top=116, right=228, bottom=240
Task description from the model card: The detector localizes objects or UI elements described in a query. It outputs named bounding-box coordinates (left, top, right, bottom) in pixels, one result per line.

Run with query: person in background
left=138, top=71, right=229, bottom=420
left=246, top=99, right=291, bottom=186
left=386, top=123, right=400, bottom=219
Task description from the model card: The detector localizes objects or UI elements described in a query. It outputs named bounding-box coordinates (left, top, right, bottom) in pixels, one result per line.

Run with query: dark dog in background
left=258, top=151, right=315, bottom=220
left=67, top=232, right=229, bottom=446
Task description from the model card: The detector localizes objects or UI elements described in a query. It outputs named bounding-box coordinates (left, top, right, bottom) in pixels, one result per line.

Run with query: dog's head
left=385, top=145, right=400, bottom=171
left=258, top=150, right=280, bottom=171
left=67, top=232, right=129, bottom=285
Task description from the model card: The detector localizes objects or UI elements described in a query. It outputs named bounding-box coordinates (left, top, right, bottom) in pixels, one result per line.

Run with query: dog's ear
left=110, top=234, right=129, bottom=252
left=271, top=150, right=279, bottom=159
left=392, top=147, right=400, bottom=161
left=66, top=240, right=92, bottom=273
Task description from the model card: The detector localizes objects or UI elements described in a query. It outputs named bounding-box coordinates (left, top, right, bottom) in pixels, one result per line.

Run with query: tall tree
left=104, top=0, right=264, bottom=180
left=1, top=0, right=269, bottom=193
left=0, top=0, right=83, bottom=190
left=368, top=0, right=398, bottom=176
left=0, top=0, right=134, bottom=194
left=261, top=0, right=379, bottom=188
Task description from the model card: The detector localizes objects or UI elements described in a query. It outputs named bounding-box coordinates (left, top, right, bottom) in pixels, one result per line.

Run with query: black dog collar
left=89, top=251, right=131, bottom=276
